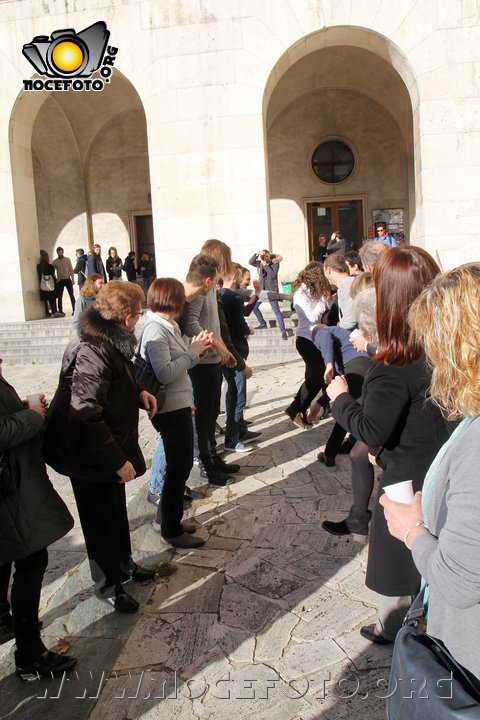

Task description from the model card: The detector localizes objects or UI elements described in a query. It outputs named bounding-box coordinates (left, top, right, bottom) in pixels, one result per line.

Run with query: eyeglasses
left=133, top=310, right=145, bottom=317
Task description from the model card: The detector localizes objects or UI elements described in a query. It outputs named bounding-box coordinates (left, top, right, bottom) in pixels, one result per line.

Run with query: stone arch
left=8, top=68, right=152, bottom=320
left=262, top=27, right=421, bottom=276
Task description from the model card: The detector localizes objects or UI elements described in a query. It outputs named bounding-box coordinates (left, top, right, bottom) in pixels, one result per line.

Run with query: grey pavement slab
left=0, top=356, right=390, bottom=720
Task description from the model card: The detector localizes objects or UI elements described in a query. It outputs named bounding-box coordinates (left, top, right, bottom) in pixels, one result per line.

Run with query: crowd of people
left=2, top=233, right=480, bottom=701
left=36, top=245, right=157, bottom=318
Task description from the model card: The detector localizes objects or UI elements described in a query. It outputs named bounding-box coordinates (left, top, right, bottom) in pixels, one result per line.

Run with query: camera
left=259, top=253, right=267, bottom=260
left=22, top=21, right=109, bottom=78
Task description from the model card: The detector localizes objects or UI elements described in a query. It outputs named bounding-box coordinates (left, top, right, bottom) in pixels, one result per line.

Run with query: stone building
left=1, top=0, right=479, bottom=321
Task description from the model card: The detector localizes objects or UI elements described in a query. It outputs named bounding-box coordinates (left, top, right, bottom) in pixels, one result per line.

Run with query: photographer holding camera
left=248, top=249, right=287, bottom=340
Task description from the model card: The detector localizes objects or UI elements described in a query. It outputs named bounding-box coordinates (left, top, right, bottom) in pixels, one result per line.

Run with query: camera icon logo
left=22, top=21, right=110, bottom=78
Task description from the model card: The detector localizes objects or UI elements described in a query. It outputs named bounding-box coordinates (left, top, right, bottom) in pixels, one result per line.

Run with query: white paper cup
left=27, top=393, right=42, bottom=407
left=383, top=480, right=414, bottom=504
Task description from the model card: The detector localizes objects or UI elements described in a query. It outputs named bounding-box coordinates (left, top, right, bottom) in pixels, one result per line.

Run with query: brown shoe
left=163, top=532, right=205, bottom=548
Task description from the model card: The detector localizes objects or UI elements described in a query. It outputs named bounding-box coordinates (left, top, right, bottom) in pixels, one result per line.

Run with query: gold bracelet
left=404, top=521, right=426, bottom=549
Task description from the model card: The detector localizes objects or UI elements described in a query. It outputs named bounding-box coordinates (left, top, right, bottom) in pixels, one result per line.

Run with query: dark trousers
left=189, top=362, right=222, bottom=470
left=325, top=356, right=370, bottom=458
left=222, top=366, right=239, bottom=446
left=57, top=279, right=75, bottom=312
left=152, top=407, right=193, bottom=537
left=70, top=478, right=132, bottom=598
left=289, top=336, right=327, bottom=415
left=0, top=549, right=48, bottom=665
left=43, top=295, right=57, bottom=316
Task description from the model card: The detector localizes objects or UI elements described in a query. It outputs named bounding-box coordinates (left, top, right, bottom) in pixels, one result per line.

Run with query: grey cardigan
left=412, top=415, right=480, bottom=679
left=139, top=314, right=199, bottom=414
left=184, top=288, right=221, bottom=364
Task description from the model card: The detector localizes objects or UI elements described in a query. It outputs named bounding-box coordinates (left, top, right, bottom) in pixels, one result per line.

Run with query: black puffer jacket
left=0, top=376, right=73, bottom=565
left=44, top=306, right=146, bottom=483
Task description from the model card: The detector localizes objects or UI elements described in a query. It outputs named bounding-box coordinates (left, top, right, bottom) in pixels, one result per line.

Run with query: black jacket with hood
left=44, top=306, right=146, bottom=483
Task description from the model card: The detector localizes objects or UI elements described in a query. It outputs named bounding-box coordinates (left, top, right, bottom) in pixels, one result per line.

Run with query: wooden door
left=307, top=200, right=363, bottom=260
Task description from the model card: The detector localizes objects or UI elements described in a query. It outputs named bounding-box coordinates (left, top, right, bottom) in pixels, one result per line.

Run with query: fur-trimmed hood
left=79, top=306, right=137, bottom=359
left=270, top=253, right=283, bottom=265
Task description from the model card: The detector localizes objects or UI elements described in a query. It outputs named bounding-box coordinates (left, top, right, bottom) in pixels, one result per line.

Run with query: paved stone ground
left=0, top=354, right=391, bottom=720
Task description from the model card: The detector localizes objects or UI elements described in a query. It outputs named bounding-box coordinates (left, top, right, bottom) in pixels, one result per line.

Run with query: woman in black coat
left=0, top=364, right=76, bottom=680
left=37, top=249, right=58, bottom=317
left=86, top=244, right=107, bottom=282
left=326, top=246, right=449, bottom=643
left=44, top=282, right=157, bottom=614
left=106, top=246, right=123, bottom=281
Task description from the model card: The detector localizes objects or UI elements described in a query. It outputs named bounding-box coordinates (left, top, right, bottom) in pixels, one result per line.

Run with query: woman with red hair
left=326, top=246, right=449, bottom=644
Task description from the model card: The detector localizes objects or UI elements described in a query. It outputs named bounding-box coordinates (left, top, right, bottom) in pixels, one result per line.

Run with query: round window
left=311, top=141, right=355, bottom=183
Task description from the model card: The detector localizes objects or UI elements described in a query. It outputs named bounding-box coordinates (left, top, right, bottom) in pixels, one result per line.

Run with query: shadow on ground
left=0, top=408, right=391, bottom=720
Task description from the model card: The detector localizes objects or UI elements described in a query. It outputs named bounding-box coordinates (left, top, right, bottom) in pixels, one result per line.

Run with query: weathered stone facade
left=1, top=1, right=479, bottom=320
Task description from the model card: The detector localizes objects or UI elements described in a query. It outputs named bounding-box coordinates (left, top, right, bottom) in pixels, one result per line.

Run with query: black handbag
left=387, top=590, right=480, bottom=719
left=133, top=353, right=166, bottom=411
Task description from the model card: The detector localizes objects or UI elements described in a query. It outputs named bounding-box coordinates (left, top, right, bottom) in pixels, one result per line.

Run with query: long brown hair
left=373, top=246, right=440, bottom=366
left=292, top=261, right=331, bottom=299
left=200, top=239, right=232, bottom=277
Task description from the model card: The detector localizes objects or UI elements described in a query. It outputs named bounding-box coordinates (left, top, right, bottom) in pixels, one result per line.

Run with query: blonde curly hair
left=408, top=263, right=480, bottom=419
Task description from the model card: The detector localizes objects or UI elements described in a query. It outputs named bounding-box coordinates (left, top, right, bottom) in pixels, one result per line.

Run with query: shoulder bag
left=386, top=588, right=480, bottom=719
left=40, top=274, right=55, bottom=292
left=133, top=327, right=166, bottom=411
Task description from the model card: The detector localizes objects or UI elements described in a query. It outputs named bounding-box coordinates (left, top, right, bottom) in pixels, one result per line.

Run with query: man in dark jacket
left=123, top=251, right=138, bottom=282
left=219, top=264, right=261, bottom=453
left=73, top=248, right=88, bottom=291
left=248, top=249, right=287, bottom=339
left=0, top=364, right=76, bottom=680
left=137, top=252, right=156, bottom=297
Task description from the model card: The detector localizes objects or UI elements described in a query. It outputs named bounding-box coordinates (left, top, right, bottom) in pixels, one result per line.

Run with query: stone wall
left=1, top=1, right=479, bottom=320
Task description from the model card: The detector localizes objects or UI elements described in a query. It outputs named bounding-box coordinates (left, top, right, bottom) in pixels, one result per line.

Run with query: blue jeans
left=234, top=368, right=247, bottom=437
left=142, top=276, right=154, bottom=298
left=253, top=300, right=286, bottom=333
left=149, top=434, right=166, bottom=495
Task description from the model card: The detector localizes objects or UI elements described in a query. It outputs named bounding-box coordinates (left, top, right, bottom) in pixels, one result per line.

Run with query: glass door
left=307, top=200, right=363, bottom=260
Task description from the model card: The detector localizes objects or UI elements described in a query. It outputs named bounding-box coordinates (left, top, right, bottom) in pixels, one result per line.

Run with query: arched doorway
left=9, top=69, right=153, bottom=319
left=263, top=29, right=418, bottom=277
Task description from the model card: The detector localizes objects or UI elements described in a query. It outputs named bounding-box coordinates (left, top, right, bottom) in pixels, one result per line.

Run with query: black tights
left=0, top=549, right=48, bottom=665
left=348, top=440, right=374, bottom=526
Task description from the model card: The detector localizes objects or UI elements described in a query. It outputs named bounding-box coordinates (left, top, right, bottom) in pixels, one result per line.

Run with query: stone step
left=0, top=309, right=301, bottom=364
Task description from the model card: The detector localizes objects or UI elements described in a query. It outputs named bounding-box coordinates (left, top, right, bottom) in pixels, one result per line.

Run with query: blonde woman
left=72, top=273, right=104, bottom=332
left=381, top=263, right=480, bottom=680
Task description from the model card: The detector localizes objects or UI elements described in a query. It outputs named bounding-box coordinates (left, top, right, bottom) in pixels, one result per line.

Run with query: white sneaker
left=224, top=441, right=253, bottom=453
